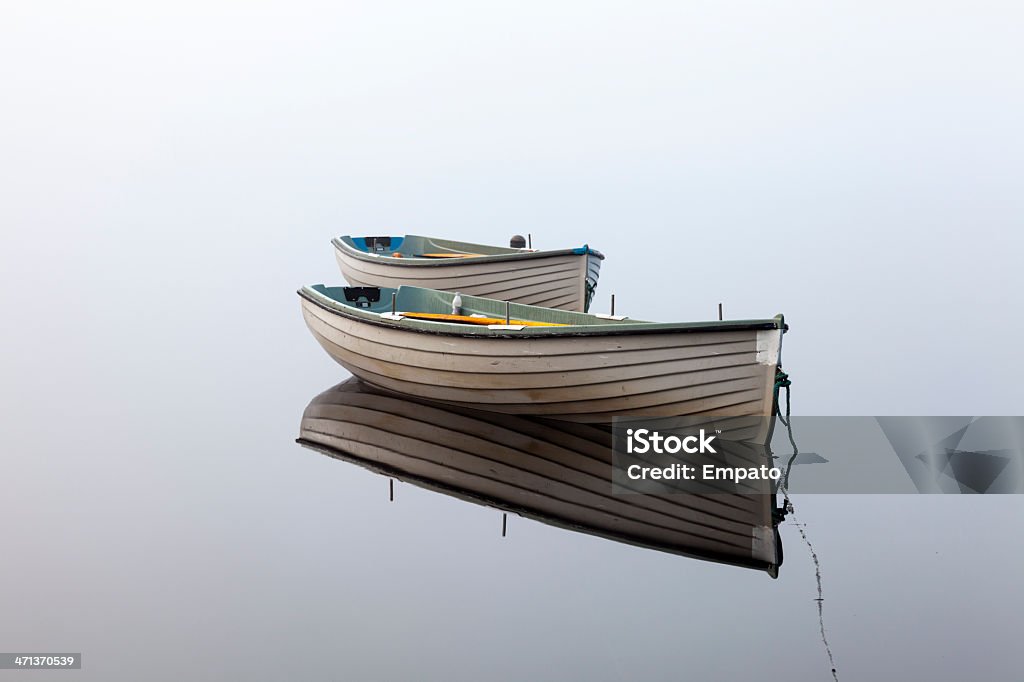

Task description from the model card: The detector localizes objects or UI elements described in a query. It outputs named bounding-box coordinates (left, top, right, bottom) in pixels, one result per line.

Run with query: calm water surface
left=3, top=3, right=1023, bottom=676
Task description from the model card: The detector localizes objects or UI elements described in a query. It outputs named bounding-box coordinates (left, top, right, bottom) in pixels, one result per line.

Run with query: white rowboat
left=334, top=234, right=604, bottom=312
left=298, top=284, right=787, bottom=423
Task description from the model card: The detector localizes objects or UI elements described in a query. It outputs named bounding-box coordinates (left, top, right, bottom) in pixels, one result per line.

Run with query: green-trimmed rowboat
left=333, top=234, right=604, bottom=312
left=298, top=284, right=787, bottom=423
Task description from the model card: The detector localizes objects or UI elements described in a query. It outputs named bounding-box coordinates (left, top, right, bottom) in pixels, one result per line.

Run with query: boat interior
left=340, top=234, right=526, bottom=258
left=309, top=284, right=621, bottom=327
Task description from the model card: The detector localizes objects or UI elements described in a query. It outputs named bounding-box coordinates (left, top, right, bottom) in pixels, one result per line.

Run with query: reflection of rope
left=787, top=504, right=839, bottom=682
left=774, top=367, right=840, bottom=682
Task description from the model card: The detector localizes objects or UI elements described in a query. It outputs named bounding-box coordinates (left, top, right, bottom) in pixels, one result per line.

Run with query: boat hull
left=335, top=243, right=602, bottom=313
left=299, top=378, right=781, bottom=575
left=300, top=296, right=784, bottom=423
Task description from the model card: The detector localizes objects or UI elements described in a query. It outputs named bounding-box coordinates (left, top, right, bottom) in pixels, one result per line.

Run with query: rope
left=774, top=367, right=839, bottom=682
left=774, top=368, right=799, bottom=489
left=584, top=279, right=597, bottom=312
left=774, top=368, right=792, bottom=425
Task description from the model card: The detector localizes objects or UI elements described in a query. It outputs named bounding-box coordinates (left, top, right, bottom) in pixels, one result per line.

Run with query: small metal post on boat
left=502, top=513, right=507, bottom=537
left=389, top=478, right=394, bottom=502
left=611, top=294, right=615, bottom=317
left=527, top=233, right=532, bottom=249
left=391, top=292, right=397, bottom=316
left=718, top=303, right=723, bottom=321
left=505, top=301, right=511, bottom=325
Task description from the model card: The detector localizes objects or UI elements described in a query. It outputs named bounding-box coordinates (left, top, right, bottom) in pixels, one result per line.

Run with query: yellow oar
left=398, top=312, right=567, bottom=327
left=417, top=253, right=483, bottom=258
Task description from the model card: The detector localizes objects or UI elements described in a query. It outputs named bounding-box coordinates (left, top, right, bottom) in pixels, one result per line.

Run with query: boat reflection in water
left=298, top=378, right=784, bottom=577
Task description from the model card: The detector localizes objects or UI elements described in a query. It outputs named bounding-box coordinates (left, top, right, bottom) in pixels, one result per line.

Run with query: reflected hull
left=298, top=378, right=782, bottom=576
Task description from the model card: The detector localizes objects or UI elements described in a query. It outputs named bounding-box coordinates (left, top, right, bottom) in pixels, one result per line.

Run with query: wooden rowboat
left=298, top=284, right=787, bottom=423
left=298, top=378, right=783, bottom=575
left=333, top=234, right=604, bottom=312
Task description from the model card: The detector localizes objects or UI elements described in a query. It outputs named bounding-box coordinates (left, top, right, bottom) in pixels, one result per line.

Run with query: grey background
left=2, top=2, right=1022, bottom=680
